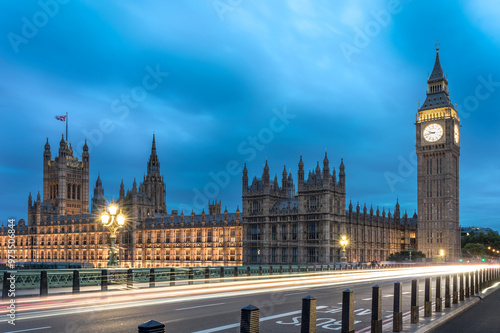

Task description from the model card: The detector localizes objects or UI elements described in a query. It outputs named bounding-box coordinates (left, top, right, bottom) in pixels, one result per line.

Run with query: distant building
left=461, top=227, right=498, bottom=236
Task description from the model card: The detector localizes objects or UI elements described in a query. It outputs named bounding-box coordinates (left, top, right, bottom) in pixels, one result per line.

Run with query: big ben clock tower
left=416, top=43, right=461, bottom=261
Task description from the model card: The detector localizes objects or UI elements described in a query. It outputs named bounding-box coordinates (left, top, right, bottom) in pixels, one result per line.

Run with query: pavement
left=429, top=282, right=500, bottom=333
left=402, top=281, right=500, bottom=333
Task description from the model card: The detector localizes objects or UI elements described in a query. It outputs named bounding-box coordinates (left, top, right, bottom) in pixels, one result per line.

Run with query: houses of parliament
left=0, top=46, right=460, bottom=267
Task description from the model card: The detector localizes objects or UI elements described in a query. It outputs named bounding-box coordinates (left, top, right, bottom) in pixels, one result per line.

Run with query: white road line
left=382, top=294, right=393, bottom=297
left=6, top=327, right=52, bottom=333
left=284, top=291, right=307, bottom=296
left=175, top=303, right=225, bottom=311
left=402, top=291, right=411, bottom=294
left=362, top=298, right=372, bottom=300
left=193, top=306, right=328, bottom=333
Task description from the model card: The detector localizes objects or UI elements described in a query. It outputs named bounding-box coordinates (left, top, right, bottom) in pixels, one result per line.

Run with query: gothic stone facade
left=416, top=46, right=461, bottom=261
left=241, top=155, right=417, bottom=265
left=0, top=135, right=242, bottom=268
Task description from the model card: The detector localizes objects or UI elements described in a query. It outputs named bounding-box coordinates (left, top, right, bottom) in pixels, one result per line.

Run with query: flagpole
left=66, top=112, right=68, bottom=143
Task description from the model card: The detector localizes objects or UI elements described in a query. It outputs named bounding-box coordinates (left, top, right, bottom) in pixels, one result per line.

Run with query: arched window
left=72, top=184, right=76, bottom=199
left=67, top=184, right=71, bottom=199
left=77, top=185, right=80, bottom=200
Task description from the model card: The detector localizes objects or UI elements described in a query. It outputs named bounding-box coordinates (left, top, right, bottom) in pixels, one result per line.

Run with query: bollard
left=234, top=267, right=239, bottom=279
left=371, top=285, right=382, bottom=333
left=411, top=279, right=419, bottom=324
left=138, top=319, right=165, bottom=333
left=2, top=271, right=11, bottom=300
left=188, top=268, right=193, bottom=285
left=459, top=272, right=464, bottom=301
left=258, top=266, right=262, bottom=276
left=101, top=269, right=108, bottom=292
left=205, top=267, right=210, bottom=283
left=40, top=270, right=48, bottom=296
left=475, top=270, right=479, bottom=294
left=150, top=268, right=155, bottom=288
left=306, top=265, right=309, bottom=273
left=127, top=268, right=134, bottom=289
left=342, top=289, right=354, bottom=333
left=435, top=276, right=442, bottom=312
left=465, top=272, right=470, bottom=298
left=269, top=266, right=273, bottom=276
left=247, top=266, right=251, bottom=277
left=289, top=265, right=292, bottom=275
left=393, top=282, right=403, bottom=332
left=424, top=277, right=431, bottom=317
left=240, top=305, right=260, bottom=333
left=452, top=274, right=458, bottom=304
left=279, top=265, right=283, bottom=275
left=72, top=270, right=80, bottom=294
left=301, top=295, right=317, bottom=333
left=170, top=268, right=175, bottom=286
left=220, top=267, right=225, bottom=282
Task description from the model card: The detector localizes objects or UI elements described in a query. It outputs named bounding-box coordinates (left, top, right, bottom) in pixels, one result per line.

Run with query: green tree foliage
left=462, top=243, right=486, bottom=257
left=387, top=250, right=425, bottom=262
left=462, top=231, right=500, bottom=258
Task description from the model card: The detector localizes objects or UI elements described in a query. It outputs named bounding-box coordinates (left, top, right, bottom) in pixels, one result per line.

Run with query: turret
left=298, top=155, right=304, bottom=186
left=339, top=158, right=345, bottom=187
left=262, top=160, right=270, bottom=186
left=323, top=152, right=329, bottom=184
left=282, top=165, right=287, bottom=194
left=242, top=163, right=248, bottom=193
left=119, top=179, right=125, bottom=199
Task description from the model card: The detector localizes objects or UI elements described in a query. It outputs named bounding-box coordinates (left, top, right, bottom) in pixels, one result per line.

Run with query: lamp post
left=440, top=249, right=445, bottom=263
left=340, top=235, right=349, bottom=265
left=409, top=244, right=412, bottom=262
left=101, top=201, right=125, bottom=268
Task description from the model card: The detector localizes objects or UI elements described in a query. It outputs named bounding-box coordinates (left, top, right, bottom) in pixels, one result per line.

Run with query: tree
left=462, top=243, right=487, bottom=257
left=387, top=250, right=425, bottom=262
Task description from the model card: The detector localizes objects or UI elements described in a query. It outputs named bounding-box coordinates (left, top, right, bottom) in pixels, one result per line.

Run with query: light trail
left=0, top=265, right=493, bottom=323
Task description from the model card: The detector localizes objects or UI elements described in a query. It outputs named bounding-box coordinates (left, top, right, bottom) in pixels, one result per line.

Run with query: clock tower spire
left=416, top=42, right=461, bottom=261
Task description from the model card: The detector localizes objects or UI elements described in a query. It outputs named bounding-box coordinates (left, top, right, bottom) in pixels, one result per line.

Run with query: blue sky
left=0, top=0, right=499, bottom=230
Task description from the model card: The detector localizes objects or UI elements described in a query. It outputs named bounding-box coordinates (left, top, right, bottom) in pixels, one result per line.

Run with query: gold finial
left=436, top=38, right=440, bottom=52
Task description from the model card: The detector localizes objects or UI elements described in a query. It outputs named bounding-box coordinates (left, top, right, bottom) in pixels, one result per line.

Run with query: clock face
left=454, top=124, right=460, bottom=144
left=423, top=123, right=444, bottom=142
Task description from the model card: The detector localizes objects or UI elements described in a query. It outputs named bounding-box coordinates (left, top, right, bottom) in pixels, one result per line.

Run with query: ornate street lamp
left=340, top=235, right=349, bottom=264
left=440, top=249, right=445, bottom=262
left=101, top=201, right=125, bottom=268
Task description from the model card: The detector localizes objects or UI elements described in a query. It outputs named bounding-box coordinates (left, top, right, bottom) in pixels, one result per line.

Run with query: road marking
left=362, top=298, right=372, bottom=300
left=6, top=327, right=52, bottom=333
left=382, top=294, right=393, bottom=297
left=402, top=291, right=411, bottom=294
left=284, top=291, right=307, bottom=296
left=193, top=306, right=328, bottom=333
left=176, top=303, right=225, bottom=311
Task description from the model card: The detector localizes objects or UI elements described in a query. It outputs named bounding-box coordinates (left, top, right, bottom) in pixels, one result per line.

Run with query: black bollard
left=371, top=285, right=382, bottom=333
left=452, top=274, right=458, bottom=304
left=301, top=295, right=316, bottom=333
left=2, top=271, right=12, bottom=300
left=342, top=289, right=354, bottom=333
left=240, top=305, right=260, bottom=333
left=424, top=277, right=431, bottom=317
left=393, top=282, right=403, bottom=332
left=40, top=270, right=48, bottom=296
left=459, top=272, right=464, bottom=301
left=435, top=276, right=442, bottom=312
left=465, top=272, right=470, bottom=298
left=411, top=279, right=419, bottom=324
left=138, top=320, right=165, bottom=333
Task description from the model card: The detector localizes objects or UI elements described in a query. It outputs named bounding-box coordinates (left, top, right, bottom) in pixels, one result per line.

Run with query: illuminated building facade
left=241, top=156, right=417, bottom=265
left=416, top=45, right=461, bottom=261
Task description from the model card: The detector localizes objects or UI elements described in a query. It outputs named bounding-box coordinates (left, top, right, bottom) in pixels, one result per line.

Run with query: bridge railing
left=1, top=262, right=415, bottom=298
